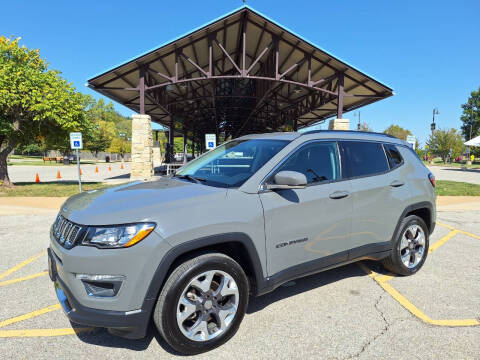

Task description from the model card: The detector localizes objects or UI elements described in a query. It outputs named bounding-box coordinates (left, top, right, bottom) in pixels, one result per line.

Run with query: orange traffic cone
left=120, top=163, right=124, bottom=170
left=57, top=170, right=61, bottom=179
left=80, top=168, right=83, bottom=176
left=95, top=166, right=99, bottom=173
left=35, top=173, right=40, bottom=183
left=108, top=166, right=111, bottom=171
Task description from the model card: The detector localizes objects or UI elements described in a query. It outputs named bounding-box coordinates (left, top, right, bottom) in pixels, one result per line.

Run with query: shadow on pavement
left=105, top=173, right=131, bottom=180
left=75, top=323, right=184, bottom=355
left=440, top=167, right=480, bottom=173
left=75, top=261, right=386, bottom=354
left=247, top=261, right=384, bottom=314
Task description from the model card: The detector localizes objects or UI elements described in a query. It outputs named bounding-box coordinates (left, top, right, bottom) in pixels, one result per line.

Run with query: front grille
left=53, top=215, right=83, bottom=249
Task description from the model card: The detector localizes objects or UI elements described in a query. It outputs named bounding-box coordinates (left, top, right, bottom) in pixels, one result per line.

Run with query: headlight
left=82, top=223, right=156, bottom=249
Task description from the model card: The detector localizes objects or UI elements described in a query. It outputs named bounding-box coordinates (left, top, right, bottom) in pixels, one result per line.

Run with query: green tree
left=427, top=128, right=464, bottom=163
left=358, top=122, right=373, bottom=132
left=0, top=37, right=89, bottom=186
left=383, top=124, right=412, bottom=140
left=86, top=120, right=116, bottom=159
left=108, top=137, right=131, bottom=159
left=460, top=87, right=480, bottom=157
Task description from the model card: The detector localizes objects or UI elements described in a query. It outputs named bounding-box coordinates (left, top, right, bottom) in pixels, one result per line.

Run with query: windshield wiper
left=173, top=174, right=206, bottom=184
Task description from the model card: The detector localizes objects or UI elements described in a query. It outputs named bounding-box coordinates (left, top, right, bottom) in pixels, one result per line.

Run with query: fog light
left=76, top=274, right=124, bottom=297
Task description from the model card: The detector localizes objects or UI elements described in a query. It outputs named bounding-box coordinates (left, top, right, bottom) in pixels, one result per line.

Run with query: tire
left=154, top=253, right=249, bottom=355
left=382, top=215, right=429, bottom=276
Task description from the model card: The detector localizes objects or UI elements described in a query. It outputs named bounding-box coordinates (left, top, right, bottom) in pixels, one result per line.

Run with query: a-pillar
left=130, top=114, right=154, bottom=181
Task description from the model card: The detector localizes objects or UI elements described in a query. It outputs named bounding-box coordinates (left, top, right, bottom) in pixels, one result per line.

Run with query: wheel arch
left=392, top=201, right=435, bottom=241
left=141, top=233, right=266, bottom=317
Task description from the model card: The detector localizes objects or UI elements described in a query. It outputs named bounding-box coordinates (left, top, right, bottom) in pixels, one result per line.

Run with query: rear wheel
left=154, top=253, right=249, bottom=355
left=382, top=215, right=429, bottom=276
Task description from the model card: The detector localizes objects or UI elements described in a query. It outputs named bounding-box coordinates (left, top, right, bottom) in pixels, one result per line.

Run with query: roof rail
left=300, top=129, right=398, bottom=139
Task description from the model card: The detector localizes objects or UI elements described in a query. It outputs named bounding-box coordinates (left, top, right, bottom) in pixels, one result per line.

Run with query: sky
left=2, top=0, right=479, bottom=144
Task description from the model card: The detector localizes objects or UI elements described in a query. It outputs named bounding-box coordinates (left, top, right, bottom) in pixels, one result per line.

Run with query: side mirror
left=266, top=171, right=307, bottom=190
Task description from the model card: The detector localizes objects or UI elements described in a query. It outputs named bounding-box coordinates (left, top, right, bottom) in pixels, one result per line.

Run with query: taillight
left=428, top=173, right=435, bottom=187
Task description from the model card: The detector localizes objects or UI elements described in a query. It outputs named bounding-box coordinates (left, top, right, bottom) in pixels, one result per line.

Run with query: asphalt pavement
left=0, top=208, right=479, bottom=359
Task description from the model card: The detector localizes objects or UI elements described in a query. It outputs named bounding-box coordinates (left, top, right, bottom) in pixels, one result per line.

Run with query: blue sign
left=74, top=141, right=80, bottom=147
left=208, top=141, right=214, bottom=148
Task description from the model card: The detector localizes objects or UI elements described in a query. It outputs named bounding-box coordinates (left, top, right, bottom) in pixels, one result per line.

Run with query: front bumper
left=48, top=225, right=171, bottom=339
left=52, top=269, right=152, bottom=339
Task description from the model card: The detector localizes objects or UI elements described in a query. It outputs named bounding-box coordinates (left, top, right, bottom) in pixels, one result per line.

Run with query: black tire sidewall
left=392, top=215, right=429, bottom=275
left=159, top=255, right=249, bottom=354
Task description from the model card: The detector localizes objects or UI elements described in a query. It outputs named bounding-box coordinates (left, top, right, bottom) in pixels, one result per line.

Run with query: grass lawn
left=436, top=180, right=480, bottom=196
left=423, top=159, right=480, bottom=169
left=0, top=182, right=110, bottom=197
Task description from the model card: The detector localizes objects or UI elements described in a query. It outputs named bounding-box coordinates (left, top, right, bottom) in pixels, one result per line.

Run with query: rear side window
left=384, top=144, right=403, bottom=169
left=340, top=141, right=389, bottom=178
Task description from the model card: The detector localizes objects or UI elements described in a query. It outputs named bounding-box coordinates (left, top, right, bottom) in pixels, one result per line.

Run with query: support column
left=152, top=130, right=162, bottom=168
left=130, top=114, right=153, bottom=181
left=328, top=73, right=350, bottom=130
left=183, top=132, right=187, bottom=164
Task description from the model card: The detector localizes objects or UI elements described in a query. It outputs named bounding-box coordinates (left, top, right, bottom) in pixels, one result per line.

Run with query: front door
left=259, top=141, right=353, bottom=276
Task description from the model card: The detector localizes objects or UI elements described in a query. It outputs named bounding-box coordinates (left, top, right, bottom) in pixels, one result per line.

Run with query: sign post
left=70, top=132, right=83, bottom=193
left=205, top=134, right=216, bottom=150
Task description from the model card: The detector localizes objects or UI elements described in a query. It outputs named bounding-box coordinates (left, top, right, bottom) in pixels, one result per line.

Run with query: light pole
left=431, top=107, right=439, bottom=134
left=354, top=111, right=361, bottom=130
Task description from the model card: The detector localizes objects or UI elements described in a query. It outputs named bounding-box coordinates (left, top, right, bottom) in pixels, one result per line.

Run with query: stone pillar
left=131, top=114, right=153, bottom=181
left=328, top=118, right=350, bottom=131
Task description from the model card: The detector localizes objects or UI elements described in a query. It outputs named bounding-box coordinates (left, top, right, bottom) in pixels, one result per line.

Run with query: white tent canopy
left=465, top=135, right=480, bottom=147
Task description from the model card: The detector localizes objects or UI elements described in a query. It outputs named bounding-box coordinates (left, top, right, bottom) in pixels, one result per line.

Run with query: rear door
left=259, top=140, right=353, bottom=276
left=339, top=141, right=411, bottom=258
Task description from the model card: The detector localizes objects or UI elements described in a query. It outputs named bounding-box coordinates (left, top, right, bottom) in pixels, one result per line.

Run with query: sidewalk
left=1, top=196, right=479, bottom=214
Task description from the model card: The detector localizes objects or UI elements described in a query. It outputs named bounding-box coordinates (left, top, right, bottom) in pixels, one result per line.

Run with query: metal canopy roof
left=87, top=5, right=393, bottom=139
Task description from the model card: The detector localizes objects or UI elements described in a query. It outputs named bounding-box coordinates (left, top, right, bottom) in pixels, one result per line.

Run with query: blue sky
left=2, top=0, right=479, bottom=144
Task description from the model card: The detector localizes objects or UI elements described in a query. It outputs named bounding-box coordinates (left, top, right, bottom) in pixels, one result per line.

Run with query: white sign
left=70, top=132, right=83, bottom=150
left=205, top=134, right=216, bottom=150
left=406, top=135, right=416, bottom=150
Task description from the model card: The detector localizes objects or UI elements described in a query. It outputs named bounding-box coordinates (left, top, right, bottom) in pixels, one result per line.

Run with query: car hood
left=60, top=177, right=227, bottom=225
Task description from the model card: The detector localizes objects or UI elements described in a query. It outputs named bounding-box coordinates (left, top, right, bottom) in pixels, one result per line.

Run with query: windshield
left=174, top=139, right=289, bottom=188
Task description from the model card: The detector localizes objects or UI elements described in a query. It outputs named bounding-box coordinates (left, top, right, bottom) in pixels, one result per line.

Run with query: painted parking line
left=0, top=328, right=95, bottom=338
left=0, top=304, right=61, bottom=328
left=0, top=251, right=45, bottom=281
left=358, top=222, right=480, bottom=327
left=0, top=271, right=48, bottom=287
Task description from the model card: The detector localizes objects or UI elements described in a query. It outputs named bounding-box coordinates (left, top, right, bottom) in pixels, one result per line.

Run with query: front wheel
left=154, top=253, right=249, bottom=355
left=382, top=215, right=429, bottom=276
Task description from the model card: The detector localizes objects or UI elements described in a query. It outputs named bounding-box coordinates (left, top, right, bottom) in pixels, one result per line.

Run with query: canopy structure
left=465, top=135, right=480, bottom=147
left=87, top=5, right=393, bottom=145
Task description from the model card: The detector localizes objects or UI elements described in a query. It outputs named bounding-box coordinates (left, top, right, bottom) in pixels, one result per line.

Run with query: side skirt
left=256, top=243, right=391, bottom=296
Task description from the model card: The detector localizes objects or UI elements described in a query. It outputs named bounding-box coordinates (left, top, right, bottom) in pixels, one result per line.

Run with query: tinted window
left=274, top=141, right=339, bottom=184
left=340, top=141, right=388, bottom=178
left=384, top=144, right=403, bottom=169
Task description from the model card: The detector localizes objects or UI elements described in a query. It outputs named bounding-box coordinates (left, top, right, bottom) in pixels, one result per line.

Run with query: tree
left=383, top=124, right=412, bottom=140
left=358, top=122, right=373, bottom=132
left=85, top=120, right=116, bottom=159
left=460, top=87, right=480, bottom=157
left=108, top=137, right=131, bottom=159
left=427, top=128, right=464, bottom=163
left=0, top=37, right=89, bottom=186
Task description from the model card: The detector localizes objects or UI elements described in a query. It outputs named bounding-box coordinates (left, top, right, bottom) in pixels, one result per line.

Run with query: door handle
left=329, top=191, right=350, bottom=199
left=390, top=180, right=405, bottom=187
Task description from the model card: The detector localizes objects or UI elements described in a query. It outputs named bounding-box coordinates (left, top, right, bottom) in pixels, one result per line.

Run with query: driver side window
left=274, top=141, right=340, bottom=184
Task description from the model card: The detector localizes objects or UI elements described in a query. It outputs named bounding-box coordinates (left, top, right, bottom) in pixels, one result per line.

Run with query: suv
left=48, top=131, right=436, bottom=354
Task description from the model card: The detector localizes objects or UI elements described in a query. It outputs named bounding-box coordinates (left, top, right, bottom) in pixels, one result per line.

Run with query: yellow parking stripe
left=429, top=230, right=459, bottom=254
left=0, top=251, right=45, bottom=281
left=0, top=272, right=48, bottom=287
left=0, top=304, right=61, bottom=328
left=437, top=222, right=480, bottom=240
left=0, top=327, right=94, bottom=338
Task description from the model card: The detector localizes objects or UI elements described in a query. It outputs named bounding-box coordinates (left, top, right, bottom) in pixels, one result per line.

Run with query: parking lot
left=0, top=207, right=479, bottom=359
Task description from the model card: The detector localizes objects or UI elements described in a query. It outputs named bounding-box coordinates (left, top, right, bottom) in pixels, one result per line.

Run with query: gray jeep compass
left=48, top=130, right=436, bottom=354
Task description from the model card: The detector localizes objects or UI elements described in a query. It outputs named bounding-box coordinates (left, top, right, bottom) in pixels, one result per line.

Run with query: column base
left=130, top=114, right=154, bottom=181
left=328, top=118, right=350, bottom=130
